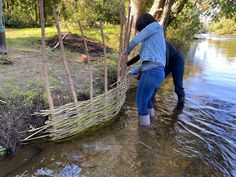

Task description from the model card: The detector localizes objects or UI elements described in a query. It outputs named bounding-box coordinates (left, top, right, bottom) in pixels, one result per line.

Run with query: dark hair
left=135, top=13, right=156, bottom=32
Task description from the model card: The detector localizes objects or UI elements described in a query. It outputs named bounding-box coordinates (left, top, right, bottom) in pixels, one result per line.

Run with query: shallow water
left=0, top=35, right=236, bottom=177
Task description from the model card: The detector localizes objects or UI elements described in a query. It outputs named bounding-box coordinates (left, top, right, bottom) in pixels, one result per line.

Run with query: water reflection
left=0, top=35, right=236, bottom=177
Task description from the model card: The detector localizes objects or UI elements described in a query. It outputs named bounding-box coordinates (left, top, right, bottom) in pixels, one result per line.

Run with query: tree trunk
left=159, top=0, right=174, bottom=31
left=35, top=0, right=39, bottom=25
left=149, top=0, right=165, bottom=21
left=130, top=0, right=145, bottom=30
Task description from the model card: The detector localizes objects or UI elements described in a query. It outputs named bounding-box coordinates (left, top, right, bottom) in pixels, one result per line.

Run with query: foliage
left=4, top=9, right=38, bottom=28
left=166, top=2, right=203, bottom=51
left=210, top=0, right=236, bottom=20
left=208, top=17, right=236, bottom=35
left=4, top=0, right=59, bottom=28
left=58, top=0, right=121, bottom=27
left=5, top=82, right=45, bottom=107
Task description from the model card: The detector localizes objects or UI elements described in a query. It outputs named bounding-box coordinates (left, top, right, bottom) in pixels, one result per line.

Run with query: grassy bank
left=6, top=25, right=120, bottom=50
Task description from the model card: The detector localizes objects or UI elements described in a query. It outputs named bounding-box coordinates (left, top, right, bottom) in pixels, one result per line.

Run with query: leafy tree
left=166, top=1, right=203, bottom=50
left=210, top=0, right=236, bottom=19
left=4, top=0, right=59, bottom=28
left=58, top=0, right=121, bottom=26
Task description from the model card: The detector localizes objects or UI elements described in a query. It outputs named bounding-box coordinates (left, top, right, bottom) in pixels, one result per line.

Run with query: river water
left=0, top=35, right=236, bottom=177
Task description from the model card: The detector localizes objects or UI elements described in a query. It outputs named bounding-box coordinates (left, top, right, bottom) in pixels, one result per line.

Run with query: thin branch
left=99, top=21, right=108, bottom=95
left=78, top=20, right=94, bottom=100
left=52, top=6, right=78, bottom=104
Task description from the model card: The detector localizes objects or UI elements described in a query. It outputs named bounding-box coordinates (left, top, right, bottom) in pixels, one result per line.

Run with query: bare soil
left=46, top=33, right=112, bottom=57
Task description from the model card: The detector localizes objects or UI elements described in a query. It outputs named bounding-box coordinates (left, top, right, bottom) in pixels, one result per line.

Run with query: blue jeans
left=165, top=56, right=185, bottom=99
left=136, top=66, right=165, bottom=115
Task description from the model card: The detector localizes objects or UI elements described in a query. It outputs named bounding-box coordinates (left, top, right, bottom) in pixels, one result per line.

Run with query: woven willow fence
left=23, top=0, right=133, bottom=142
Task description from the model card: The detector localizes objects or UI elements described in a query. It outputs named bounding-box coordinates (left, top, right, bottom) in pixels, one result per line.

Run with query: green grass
left=6, top=25, right=120, bottom=50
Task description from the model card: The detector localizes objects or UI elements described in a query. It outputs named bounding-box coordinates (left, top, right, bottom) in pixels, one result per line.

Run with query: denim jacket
left=126, top=22, right=166, bottom=67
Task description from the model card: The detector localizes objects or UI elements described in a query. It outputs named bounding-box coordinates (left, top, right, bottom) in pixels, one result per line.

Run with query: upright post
left=121, top=6, right=132, bottom=81
left=39, top=0, right=54, bottom=111
left=52, top=6, right=78, bottom=104
left=0, top=0, right=7, bottom=54
left=99, top=22, right=108, bottom=95
left=117, top=0, right=125, bottom=85
left=123, top=14, right=134, bottom=77
left=78, top=20, right=94, bottom=100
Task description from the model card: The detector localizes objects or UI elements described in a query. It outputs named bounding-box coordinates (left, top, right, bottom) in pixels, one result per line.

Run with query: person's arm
left=127, top=55, right=140, bottom=66
left=125, top=22, right=158, bottom=55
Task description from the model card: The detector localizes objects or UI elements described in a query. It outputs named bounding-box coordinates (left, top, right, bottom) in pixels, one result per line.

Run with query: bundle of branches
left=23, top=80, right=128, bottom=142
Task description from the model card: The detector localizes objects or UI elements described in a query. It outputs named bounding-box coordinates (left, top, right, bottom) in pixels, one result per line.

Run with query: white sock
left=148, top=108, right=155, bottom=117
left=138, top=114, right=150, bottom=126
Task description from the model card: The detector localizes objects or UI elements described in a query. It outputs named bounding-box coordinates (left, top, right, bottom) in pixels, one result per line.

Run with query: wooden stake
left=123, top=15, right=134, bottom=76
left=78, top=20, right=94, bottom=100
left=99, top=22, right=108, bottom=95
left=39, top=0, right=54, bottom=111
left=124, top=6, right=131, bottom=50
left=118, top=0, right=125, bottom=85
left=121, top=6, right=132, bottom=80
left=52, top=6, right=78, bottom=104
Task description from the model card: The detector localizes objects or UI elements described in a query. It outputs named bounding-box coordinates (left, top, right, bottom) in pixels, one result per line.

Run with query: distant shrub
left=166, top=3, right=203, bottom=51
left=4, top=10, right=39, bottom=28
left=208, top=18, right=236, bottom=35
left=58, top=0, right=121, bottom=27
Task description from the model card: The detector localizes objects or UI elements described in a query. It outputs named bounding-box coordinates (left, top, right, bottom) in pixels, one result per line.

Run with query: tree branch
left=149, top=0, right=165, bottom=20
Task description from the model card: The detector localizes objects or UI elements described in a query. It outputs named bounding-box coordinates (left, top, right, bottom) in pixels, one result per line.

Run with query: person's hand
left=121, top=51, right=127, bottom=60
left=127, top=70, right=131, bottom=77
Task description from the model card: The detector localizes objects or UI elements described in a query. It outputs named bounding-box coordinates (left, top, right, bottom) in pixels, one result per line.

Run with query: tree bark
left=149, top=0, right=165, bottom=21
left=159, top=0, right=174, bottom=31
left=35, top=0, right=39, bottom=25
left=130, top=0, right=145, bottom=30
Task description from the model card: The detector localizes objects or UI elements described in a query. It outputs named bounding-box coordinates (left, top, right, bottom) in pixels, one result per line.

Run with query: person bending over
left=127, top=41, right=185, bottom=110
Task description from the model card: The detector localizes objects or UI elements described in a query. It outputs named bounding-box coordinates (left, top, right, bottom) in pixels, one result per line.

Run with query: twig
left=53, top=32, right=69, bottom=49
left=137, top=140, right=154, bottom=152
left=0, top=100, right=6, bottom=104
